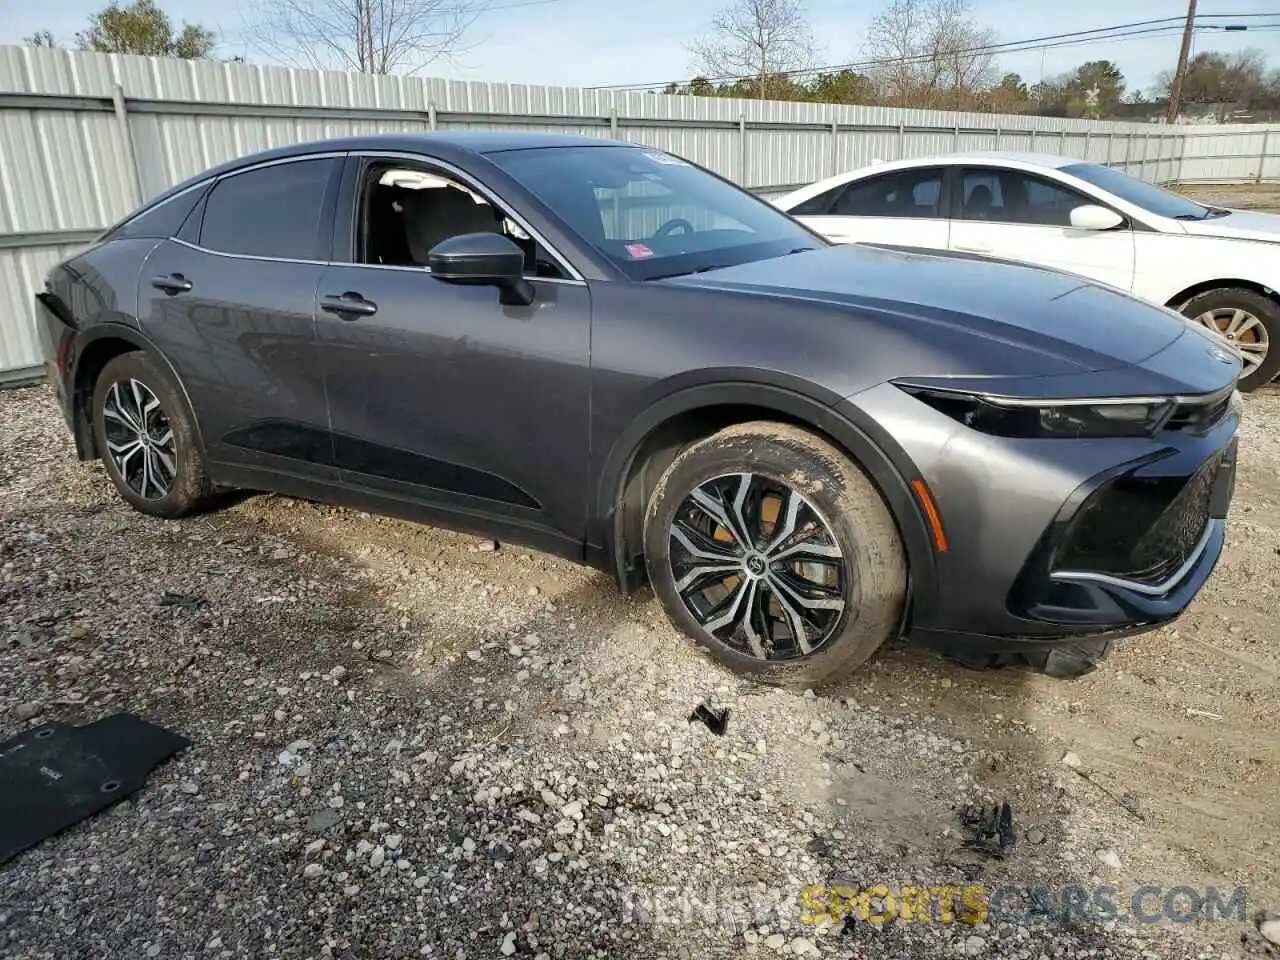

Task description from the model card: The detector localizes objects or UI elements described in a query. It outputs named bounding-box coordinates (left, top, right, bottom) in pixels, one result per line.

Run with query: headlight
left=898, top=386, right=1173, bottom=439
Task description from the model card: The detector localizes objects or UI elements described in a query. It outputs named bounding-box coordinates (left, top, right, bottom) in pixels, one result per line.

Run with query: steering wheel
left=652, top=218, right=695, bottom=239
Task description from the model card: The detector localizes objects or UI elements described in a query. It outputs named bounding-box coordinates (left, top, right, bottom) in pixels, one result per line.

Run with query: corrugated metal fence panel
left=5, top=46, right=1280, bottom=379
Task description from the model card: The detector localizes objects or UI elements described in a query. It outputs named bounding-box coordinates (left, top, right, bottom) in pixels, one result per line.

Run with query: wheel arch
left=1164, top=277, right=1279, bottom=312
left=594, top=380, right=938, bottom=628
left=70, top=324, right=207, bottom=463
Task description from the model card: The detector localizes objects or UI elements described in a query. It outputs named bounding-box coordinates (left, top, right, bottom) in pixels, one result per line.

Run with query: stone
left=500, top=932, right=517, bottom=956
left=964, top=935, right=986, bottom=956
left=303, top=863, right=324, bottom=879
left=1096, top=848, right=1123, bottom=869
left=1259, top=919, right=1280, bottom=946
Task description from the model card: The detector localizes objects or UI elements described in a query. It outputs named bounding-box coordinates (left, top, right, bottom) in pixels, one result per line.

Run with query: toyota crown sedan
left=774, top=151, right=1280, bottom=392
left=35, top=133, right=1241, bottom=687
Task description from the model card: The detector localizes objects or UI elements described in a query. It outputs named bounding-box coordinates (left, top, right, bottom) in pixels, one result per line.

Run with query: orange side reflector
left=911, top=479, right=948, bottom=553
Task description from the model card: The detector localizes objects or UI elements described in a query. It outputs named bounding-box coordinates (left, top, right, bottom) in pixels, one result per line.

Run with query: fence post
left=738, top=114, right=747, bottom=186
left=1084, top=129, right=1091, bottom=160
left=953, top=122, right=960, bottom=150
left=1029, top=127, right=1036, bottom=152
left=609, top=108, right=618, bottom=140
left=112, top=82, right=145, bottom=206
left=1177, top=129, right=1187, bottom=183
left=993, top=124, right=1001, bottom=150
left=1258, top=128, right=1271, bottom=184
left=830, top=119, right=839, bottom=177
left=1060, top=128, right=1067, bottom=156
left=1105, top=130, right=1113, bottom=165
left=427, top=101, right=437, bottom=130
left=897, top=121, right=905, bottom=159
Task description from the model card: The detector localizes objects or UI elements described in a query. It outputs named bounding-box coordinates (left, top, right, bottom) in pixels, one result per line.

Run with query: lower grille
left=1053, top=450, right=1223, bottom=586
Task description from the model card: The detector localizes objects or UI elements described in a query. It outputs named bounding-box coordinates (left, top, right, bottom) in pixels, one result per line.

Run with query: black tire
left=91, top=351, right=214, bottom=518
left=1178, top=287, right=1280, bottom=392
left=643, top=421, right=907, bottom=689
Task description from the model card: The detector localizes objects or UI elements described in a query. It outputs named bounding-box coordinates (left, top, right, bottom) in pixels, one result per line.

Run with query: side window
left=108, top=183, right=210, bottom=241
left=958, top=168, right=1091, bottom=227
left=831, top=168, right=944, bottom=218
left=358, top=164, right=563, bottom=278
left=788, top=186, right=843, bottom=216
left=199, top=158, right=336, bottom=260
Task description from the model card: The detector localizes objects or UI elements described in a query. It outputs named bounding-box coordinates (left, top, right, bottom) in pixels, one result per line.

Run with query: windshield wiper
left=648, top=264, right=732, bottom=280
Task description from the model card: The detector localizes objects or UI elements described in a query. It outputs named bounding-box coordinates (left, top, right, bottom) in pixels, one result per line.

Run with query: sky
left=4, top=0, right=1280, bottom=96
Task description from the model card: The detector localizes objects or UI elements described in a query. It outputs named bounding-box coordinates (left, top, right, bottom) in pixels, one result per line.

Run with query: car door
left=787, top=166, right=950, bottom=251
left=137, top=154, right=343, bottom=480
left=313, top=153, right=592, bottom=551
left=947, top=166, right=1136, bottom=292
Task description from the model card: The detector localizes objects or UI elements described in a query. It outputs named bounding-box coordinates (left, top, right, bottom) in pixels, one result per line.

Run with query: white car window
left=957, top=168, right=1096, bottom=228
left=829, top=168, right=945, bottom=218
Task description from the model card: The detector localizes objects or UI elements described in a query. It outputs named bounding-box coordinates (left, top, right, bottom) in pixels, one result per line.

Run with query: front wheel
left=1179, top=287, right=1280, bottom=392
left=643, top=422, right=907, bottom=689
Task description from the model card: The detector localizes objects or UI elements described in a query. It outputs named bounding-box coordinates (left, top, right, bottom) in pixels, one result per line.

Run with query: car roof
left=136, top=131, right=630, bottom=214
left=897, top=150, right=1086, bottom=169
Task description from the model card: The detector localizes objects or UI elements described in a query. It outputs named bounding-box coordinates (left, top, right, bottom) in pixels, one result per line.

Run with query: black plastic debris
left=960, top=801, right=1016, bottom=859
left=158, top=592, right=205, bottom=609
left=688, top=701, right=729, bottom=736
left=0, top=713, right=190, bottom=865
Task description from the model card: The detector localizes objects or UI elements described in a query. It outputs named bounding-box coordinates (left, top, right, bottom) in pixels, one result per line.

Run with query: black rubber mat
left=0, top=713, right=189, bottom=866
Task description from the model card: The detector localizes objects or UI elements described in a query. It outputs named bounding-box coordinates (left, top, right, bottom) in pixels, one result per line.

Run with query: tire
left=643, top=421, right=907, bottom=689
left=91, top=351, right=214, bottom=518
left=1178, top=287, right=1280, bottom=392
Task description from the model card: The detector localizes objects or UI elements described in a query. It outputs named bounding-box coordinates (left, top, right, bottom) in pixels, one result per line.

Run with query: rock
left=304, top=839, right=325, bottom=856
left=764, top=933, right=786, bottom=950
left=147, top=945, right=161, bottom=958
left=466, top=650, right=482, bottom=661
left=1259, top=919, right=1280, bottom=946
left=478, top=540, right=499, bottom=552
left=328, top=665, right=347, bottom=680
left=1096, top=848, right=1123, bottom=869
left=500, top=932, right=517, bottom=955
left=179, top=781, right=200, bottom=795
left=14, top=702, right=42, bottom=721
left=327, top=795, right=344, bottom=809
left=306, top=809, right=341, bottom=832
left=369, top=846, right=386, bottom=869
left=385, top=833, right=402, bottom=850
left=562, top=800, right=583, bottom=818
left=964, top=935, right=986, bottom=956
left=1061, top=751, right=1082, bottom=769
left=540, top=788, right=562, bottom=808
left=1132, top=736, right=1148, bottom=748
left=789, top=936, right=818, bottom=955
left=1025, top=827, right=1046, bottom=845
left=462, top=837, right=477, bottom=853
left=303, top=863, right=324, bottom=879
left=743, top=930, right=760, bottom=945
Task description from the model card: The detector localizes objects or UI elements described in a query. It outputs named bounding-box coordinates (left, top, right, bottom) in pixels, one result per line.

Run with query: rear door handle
left=320, top=292, right=378, bottom=319
left=151, top=273, right=193, bottom=295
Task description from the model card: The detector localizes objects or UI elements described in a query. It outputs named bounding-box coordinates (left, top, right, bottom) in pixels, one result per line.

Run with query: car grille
left=1052, top=450, right=1224, bottom=586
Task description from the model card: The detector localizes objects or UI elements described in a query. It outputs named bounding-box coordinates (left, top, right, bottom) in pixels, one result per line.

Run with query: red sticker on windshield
left=625, top=243, right=655, bottom=259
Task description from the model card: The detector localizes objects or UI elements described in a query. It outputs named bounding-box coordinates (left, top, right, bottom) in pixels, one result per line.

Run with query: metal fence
left=2, top=45, right=1279, bottom=383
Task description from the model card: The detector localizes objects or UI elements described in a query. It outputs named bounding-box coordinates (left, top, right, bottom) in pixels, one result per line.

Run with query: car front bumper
left=840, top=383, right=1240, bottom=655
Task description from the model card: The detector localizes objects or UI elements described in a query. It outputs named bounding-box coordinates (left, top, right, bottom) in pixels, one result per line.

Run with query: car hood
left=1177, top=208, right=1280, bottom=243
left=664, top=245, right=1192, bottom=371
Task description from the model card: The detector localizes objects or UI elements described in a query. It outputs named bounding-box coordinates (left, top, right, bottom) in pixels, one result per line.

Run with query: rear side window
left=832, top=168, right=945, bottom=218
left=107, top=183, right=209, bottom=241
left=789, top=186, right=843, bottom=216
left=199, top=158, right=337, bottom=260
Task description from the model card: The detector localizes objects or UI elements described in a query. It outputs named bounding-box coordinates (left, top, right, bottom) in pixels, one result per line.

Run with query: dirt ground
left=1, top=190, right=1278, bottom=959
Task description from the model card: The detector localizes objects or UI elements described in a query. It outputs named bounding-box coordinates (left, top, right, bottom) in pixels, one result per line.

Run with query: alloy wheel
left=101, top=378, right=176, bottom=500
left=667, top=472, right=848, bottom=661
left=1193, top=307, right=1269, bottom=379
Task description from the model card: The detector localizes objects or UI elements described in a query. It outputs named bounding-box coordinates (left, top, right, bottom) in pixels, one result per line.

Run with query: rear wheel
left=1179, top=287, right=1280, bottom=392
left=643, top=421, right=907, bottom=689
left=91, top=352, right=214, bottom=518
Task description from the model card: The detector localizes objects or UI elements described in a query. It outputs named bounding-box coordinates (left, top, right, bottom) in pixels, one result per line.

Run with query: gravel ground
left=1, top=379, right=1278, bottom=960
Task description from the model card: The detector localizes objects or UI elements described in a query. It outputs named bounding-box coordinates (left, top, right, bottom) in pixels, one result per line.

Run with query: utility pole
left=1166, top=0, right=1197, bottom=124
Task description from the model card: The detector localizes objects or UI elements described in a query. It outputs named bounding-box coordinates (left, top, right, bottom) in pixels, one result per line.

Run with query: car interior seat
left=401, top=186, right=504, bottom=266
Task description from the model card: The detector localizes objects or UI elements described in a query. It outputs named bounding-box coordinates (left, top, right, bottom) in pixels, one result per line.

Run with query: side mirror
left=1069, top=204, right=1125, bottom=231
left=427, top=232, right=534, bottom=306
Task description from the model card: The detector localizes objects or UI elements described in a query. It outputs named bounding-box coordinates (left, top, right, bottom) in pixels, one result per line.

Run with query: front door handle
left=320, top=292, right=378, bottom=319
left=151, top=273, right=193, bottom=295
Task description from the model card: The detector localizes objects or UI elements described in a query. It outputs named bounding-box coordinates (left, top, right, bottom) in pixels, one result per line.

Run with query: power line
left=591, top=12, right=1280, bottom=91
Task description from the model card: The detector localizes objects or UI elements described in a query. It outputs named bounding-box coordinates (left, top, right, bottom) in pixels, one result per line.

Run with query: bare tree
left=688, top=0, right=817, bottom=100
left=245, top=0, right=484, bottom=75
left=862, top=0, right=996, bottom=109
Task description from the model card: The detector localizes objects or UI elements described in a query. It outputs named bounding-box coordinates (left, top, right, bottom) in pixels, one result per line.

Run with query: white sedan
left=774, top=151, right=1280, bottom=391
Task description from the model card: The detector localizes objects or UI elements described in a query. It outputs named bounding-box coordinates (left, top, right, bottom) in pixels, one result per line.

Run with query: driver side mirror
left=428, top=233, right=535, bottom=306
left=1069, top=204, right=1125, bottom=231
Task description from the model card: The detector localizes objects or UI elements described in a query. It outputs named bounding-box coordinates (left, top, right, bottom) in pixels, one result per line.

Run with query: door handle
left=320, top=292, right=378, bottom=319
left=151, top=273, right=193, bottom=295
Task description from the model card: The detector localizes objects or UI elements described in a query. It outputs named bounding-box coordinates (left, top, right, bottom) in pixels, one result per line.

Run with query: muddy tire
left=643, top=421, right=907, bottom=689
left=91, top=351, right=215, bottom=519
left=1178, top=287, right=1280, bottom=392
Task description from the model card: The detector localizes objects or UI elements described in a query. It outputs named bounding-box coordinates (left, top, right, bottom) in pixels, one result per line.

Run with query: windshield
left=1061, top=162, right=1215, bottom=220
left=487, top=145, right=824, bottom=279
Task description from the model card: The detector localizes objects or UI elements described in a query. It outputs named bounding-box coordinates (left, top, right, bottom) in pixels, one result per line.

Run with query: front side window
left=957, top=168, right=1094, bottom=228
left=354, top=163, right=563, bottom=278
left=487, top=145, right=823, bottom=280
left=199, top=158, right=336, bottom=260
left=830, top=168, right=945, bottom=219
